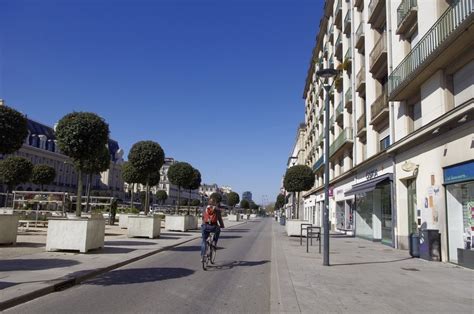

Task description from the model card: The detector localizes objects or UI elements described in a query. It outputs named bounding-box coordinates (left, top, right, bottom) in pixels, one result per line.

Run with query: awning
left=345, top=173, right=393, bottom=196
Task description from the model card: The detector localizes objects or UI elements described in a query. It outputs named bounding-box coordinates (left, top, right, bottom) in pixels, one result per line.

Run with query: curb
left=0, top=221, right=247, bottom=311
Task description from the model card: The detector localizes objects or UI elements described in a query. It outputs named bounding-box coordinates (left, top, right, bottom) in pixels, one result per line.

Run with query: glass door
left=380, top=183, right=393, bottom=246
left=407, top=178, right=418, bottom=234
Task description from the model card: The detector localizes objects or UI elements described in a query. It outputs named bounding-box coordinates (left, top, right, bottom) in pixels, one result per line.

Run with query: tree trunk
left=145, top=181, right=150, bottom=215
left=4, top=185, right=11, bottom=207
left=76, top=168, right=83, bottom=217
left=176, top=186, right=181, bottom=215
left=130, top=183, right=135, bottom=210
left=85, top=174, right=92, bottom=212
left=297, top=191, right=300, bottom=220
left=187, top=188, right=191, bottom=215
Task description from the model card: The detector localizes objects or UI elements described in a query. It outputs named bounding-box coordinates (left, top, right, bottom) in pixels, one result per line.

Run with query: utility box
left=280, top=216, right=286, bottom=226
left=419, top=229, right=441, bottom=261
left=409, top=233, right=420, bottom=258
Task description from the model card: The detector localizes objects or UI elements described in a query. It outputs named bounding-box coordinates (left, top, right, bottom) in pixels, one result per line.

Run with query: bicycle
left=202, top=232, right=217, bottom=270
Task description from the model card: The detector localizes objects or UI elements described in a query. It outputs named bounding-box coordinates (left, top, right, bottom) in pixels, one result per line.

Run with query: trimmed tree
left=240, top=199, right=250, bottom=211
left=55, top=112, right=109, bottom=217
left=190, top=199, right=201, bottom=206
left=0, top=105, right=28, bottom=155
left=185, top=168, right=201, bottom=214
left=0, top=157, right=33, bottom=206
left=209, top=192, right=222, bottom=204
left=128, top=141, right=164, bottom=215
left=283, top=165, right=315, bottom=219
left=167, top=162, right=194, bottom=214
left=31, top=164, right=56, bottom=191
left=122, top=162, right=141, bottom=210
left=156, top=190, right=168, bottom=205
left=227, top=191, right=240, bottom=214
left=81, top=145, right=111, bottom=212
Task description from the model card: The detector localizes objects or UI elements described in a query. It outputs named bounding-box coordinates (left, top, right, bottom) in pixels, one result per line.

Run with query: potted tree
left=227, top=191, right=240, bottom=221
left=120, top=161, right=141, bottom=228
left=126, top=141, right=164, bottom=239
left=0, top=157, right=33, bottom=244
left=283, top=165, right=315, bottom=237
left=46, top=112, right=109, bottom=253
left=240, top=199, right=250, bottom=220
left=165, top=162, right=194, bottom=232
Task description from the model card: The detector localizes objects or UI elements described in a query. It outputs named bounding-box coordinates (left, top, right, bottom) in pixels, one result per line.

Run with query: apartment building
left=297, top=0, right=473, bottom=267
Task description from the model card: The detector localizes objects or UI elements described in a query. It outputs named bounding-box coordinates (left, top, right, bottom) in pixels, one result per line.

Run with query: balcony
left=318, top=131, right=324, bottom=147
left=355, top=22, right=365, bottom=53
left=396, top=0, right=418, bottom=38
left=389, top=0, right=474, bottom=100
left=335, top=100, right=344, bottom=123
left=357, top=113, right=367, bottom=138
left=335, top=34, right=343, bottom=60
left=345, top=87, right=352, bottom=110
left=354, top=0, right=364, bottom=10
left=344, top=11, right=352, bottom=35
left=329, top=53, right=334, bottom=69
left=335, top=0, right=342, bottom=28
left=370, top=87, right=389, bottom=126
left=323, top=42, right=329, bottom=57
left=330, top=127, right=354, bottom=157
left=319, top=106, right=325, bottom=122
left=329, top=114, right=335, bottom=131
left=356, top=65, right=366, bottom=95
left=369, top=33, right=388, bottom=80
left=329, top=23, right=334, bottom=41
left=344, top=46, right=352, bottom=69
left=368, top=0, right=386, bottom=30
left=313, top=155, right=324, bottom=172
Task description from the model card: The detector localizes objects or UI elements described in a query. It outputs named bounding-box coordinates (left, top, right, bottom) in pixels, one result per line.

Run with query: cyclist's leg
left=201, top=224, right=210, bottom=257
left=213, top=226, right=221, bottom=246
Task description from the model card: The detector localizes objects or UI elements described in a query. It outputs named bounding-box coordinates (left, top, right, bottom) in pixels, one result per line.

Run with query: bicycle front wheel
left=210, top=245, right=216, bottom=264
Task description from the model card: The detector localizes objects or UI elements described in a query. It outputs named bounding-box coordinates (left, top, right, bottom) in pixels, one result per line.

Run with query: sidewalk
left=271, top=221, right=473, bottom=314
left=0, top=218, right=246, bottom=311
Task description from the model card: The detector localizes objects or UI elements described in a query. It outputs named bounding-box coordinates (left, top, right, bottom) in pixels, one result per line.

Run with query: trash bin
left=419, top=229, right=441, bottom=261
left=409, top=233, right=420, bottom=258
left=279, top=216, right=286, bottom=226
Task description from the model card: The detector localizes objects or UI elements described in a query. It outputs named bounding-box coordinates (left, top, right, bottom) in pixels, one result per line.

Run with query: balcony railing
left=329, top=23, right=334, bottom=40
left=389, top=0, right=473, bottom=97
left=345, top=87, right=352, bottom=106
left=368, top=0, right=386, bottom=28
left=336, top=100, right=344, bottom=122
left=344, top=11, right=351, bottom=34
left=330, top=127, right=353, bottom=156
left=369, top=33, right=387, bottom=76
left=335, top=0, right=342, bottom=19
left=370, top=87, right=389, bottom=124
left=356, top=65, right=366, bottom=93
left=345, top=46, right=352, bottom=61
left=313, top=155, right=324, bottom=171
left=357, top=113, right=366, bottom=135
left=397, top=0, right=417, bottom=28
left=355, top=22, right=365, bottom=51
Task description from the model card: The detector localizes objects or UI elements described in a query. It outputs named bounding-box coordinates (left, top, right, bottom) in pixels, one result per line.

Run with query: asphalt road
left=7, top=218, right=272, bottom=314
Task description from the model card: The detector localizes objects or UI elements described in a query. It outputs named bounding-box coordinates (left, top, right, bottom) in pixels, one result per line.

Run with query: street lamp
left=316, top=67, right=338, bottom=266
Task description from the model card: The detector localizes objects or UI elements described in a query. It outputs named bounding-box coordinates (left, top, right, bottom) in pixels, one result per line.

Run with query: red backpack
left=204, top=206, right=218, bottom=225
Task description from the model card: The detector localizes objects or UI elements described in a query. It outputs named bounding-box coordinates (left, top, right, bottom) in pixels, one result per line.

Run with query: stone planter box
left=228, top=214, right=240, bottom=222
left=46, top=217, right=105, bottom=253
left=286, top=219, right=310, bottom=237
left=127, top=215, right=161, bottom=239
left=250, top=214, right=257, bottom=219
left=0, top=214, right=19, bottom=244
left=118, top=214, right=133, bottom=229
left=165, top=215, right=196, bottom=232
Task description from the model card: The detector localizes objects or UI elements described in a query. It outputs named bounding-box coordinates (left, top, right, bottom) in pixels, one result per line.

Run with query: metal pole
left=323, top=84, right=331, bottom=266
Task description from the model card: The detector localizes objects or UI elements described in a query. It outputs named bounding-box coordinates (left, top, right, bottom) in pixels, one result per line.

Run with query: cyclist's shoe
left=201, top=256, right=205, bottom=263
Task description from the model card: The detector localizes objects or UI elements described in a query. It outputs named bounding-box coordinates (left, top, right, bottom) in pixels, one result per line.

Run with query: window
left=380, top=135, right=390, bottom=151
left=408, top=101, right=422, bottom=132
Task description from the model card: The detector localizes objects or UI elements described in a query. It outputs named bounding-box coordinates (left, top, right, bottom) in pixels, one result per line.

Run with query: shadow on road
left=209, top=260, right=270, bottom=271
left=161, top=232, right=192, bottom=237
left=170, top=245, right=201, bottom=252
left=331, top=257, right=413, bottom=266
left=104, top=241, right=156, bottom=246
left=0, top=281, right=17, bottom=290
left=0, top=259, right=80, bottom=272
left=219, top=235, right=242, bottom=239
left=0, top=242, right=44, bottom=248
left=83, top=267, right=195, bottom=286
left=224, top=229, right=250, bottom=233
left=89, top=247, right=136, bottom=254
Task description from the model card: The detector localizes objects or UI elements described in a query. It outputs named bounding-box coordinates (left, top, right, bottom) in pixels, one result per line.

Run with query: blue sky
left=1, top=0, right=322, bottom=204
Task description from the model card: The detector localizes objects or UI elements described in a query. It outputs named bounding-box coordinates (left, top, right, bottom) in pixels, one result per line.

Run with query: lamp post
left=316, top=68, right=338, bottom=266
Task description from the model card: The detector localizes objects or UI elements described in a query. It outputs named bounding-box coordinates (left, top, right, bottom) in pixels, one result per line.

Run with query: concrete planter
left=228, top=214, right=240, bottom=222
left=118, top=214, right=133, bottom=229
left=127, top=215, right=161, bottom=239
left=0, top=214, right=19, bottom=244
left=286, top=219, right=310, bottom=237
left=165, top=215, right=195, bottom=232
left=46, top=217, right=105, bottom=253
left=250, top=214, right=257, bottom=219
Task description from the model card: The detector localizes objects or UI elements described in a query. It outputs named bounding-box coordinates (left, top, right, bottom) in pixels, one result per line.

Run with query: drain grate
left=401, top=267, right=420, bottom=272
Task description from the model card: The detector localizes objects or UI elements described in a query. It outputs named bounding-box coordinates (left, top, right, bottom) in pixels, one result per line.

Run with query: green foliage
left=275, top=194, right=285, bottom=209
left=240, top=199, right=250, bottom=209
left=168, top=162, right=194, bottom=188
left=186, top=168, right=201, bottom=190
left=121, top=162, right=141, bottom=184
left=190, top=199, right=201, bottom=206
left=156, top=190, right=168, bottom=204
left=283, top=165, right=315, bottom=193
left=145, top=170, right=161, bottom=186
left=81, top=145, right=111, bottom=175
left=0, top=156, right=33, bottom=190
left=250, top=201, right=259, bottom=210
left=0, top=105, right=28, bottom=154
left=31, top=164, right=56, bottom=188
left=209, top=192, right=223, bottom=204
left=55, top=112, right=109, bottom=164
left=120, top=207, right=139, bottom=214
left=180, top=199, right=188, bottom=206
left=128, top=141, right=165, bottom=183
left=227, top=191, right=240, bottom=207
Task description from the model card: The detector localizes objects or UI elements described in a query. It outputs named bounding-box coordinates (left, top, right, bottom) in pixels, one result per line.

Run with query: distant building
left=242, top=191, right=252, bottom=202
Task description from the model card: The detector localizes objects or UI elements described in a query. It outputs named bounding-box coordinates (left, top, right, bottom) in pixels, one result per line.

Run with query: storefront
left=444, top=160, right=474, bottom=269
left=333, top=179, right=355, bottom=234
left=345, top=159, right=395, bottom=246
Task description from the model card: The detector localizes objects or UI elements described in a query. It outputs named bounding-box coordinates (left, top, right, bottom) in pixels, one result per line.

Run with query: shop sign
left=444, top=161, right=474, bottom=184
left=366, top=168, right=378, bottom=180
left=328, top=187, right=334, bottom=197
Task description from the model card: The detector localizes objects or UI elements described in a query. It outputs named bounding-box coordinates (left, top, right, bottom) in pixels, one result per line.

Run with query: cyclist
left=200, top=196, right=225, bottom=262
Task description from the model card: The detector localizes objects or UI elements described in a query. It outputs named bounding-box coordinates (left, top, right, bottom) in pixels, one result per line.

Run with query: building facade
left=242, top=191, right=253, bottom=202
left=294, top=0, right=473, bottom=267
